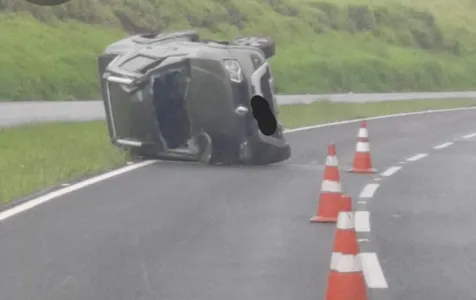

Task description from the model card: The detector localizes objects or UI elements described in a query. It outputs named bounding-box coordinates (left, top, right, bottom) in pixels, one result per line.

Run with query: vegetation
left=2, top=99, right=476, bottom=204
left=1, top=0, right=476, bottom=100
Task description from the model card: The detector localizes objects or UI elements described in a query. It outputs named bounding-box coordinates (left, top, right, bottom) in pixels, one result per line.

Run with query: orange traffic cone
left=349, top=121, right=377, bottom=173
left=310, top=144, right=343, bottom=223
left=325, top=253, right=368, bottom=300
left=325, top=211, right=367, bottom=300
left=340, top=194, right=353, bottom=213
left=333, top=211, right=359, bottom=254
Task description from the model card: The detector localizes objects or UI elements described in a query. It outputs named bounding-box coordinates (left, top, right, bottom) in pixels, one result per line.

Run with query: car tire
left=230, top=36, right=275, bottom=59
left=195, top=132, right=213, bottom=165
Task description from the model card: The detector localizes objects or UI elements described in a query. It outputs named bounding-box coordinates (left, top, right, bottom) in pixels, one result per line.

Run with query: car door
left=101, top=54, right=166, bottom=150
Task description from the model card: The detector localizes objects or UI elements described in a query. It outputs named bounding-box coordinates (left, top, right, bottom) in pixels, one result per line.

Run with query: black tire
left=230, top=36, right=275, bottom=59
left=194, top=132, right=214, bottom=165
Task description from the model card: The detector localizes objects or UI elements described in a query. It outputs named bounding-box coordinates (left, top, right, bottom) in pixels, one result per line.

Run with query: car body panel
left=97, top=31, right=291, bottom=164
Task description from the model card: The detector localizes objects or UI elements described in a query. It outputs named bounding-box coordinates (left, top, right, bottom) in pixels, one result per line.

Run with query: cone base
left=310, top=215, right=338, bottom=223
left=347, top=168, right=377, bottom=173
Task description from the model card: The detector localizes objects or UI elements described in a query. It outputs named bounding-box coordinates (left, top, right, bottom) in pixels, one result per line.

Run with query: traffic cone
left=332, top=211, right=359, bottom=255
left=340, top=194, right=353, bottom=213
left=310, top=144, right=343, bottom=223
left=325, top=252, right=368, bottom=300
left=349, top=121, right=377, bottom=173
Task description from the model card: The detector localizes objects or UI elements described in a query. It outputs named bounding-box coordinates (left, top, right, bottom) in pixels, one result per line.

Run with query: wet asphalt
left=1, top=109, right=476, bottom=300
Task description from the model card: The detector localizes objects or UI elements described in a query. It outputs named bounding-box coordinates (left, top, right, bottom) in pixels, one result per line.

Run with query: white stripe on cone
left=358, top=128, right=368, bottom=138
left=325, top=155, right=339, bottom=166
left=337, top=211, right=355, bottom=230
left=330, top=252, right=363, bottom=272
left=321, top=180, right=342, bottom=193
left=356, top=141, right=370, bottom=152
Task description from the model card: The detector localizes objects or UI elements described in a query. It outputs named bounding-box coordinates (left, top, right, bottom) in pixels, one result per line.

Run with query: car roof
left=103, top=34, right=259, bottom=60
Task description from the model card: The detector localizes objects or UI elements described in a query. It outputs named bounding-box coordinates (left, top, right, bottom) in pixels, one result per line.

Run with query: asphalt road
left=1, top=109, right=475, bottom=300
left=371, top=127, right=476, bottom=300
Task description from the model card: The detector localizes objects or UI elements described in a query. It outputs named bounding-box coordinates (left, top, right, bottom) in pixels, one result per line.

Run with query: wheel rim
left=197, top=133, right=212, bottom=164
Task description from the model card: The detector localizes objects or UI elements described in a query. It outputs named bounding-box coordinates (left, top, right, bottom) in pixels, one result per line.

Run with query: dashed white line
left=359, top=183, right=380, bottom=198
left=462, top=132, right=476, bottom=139
left=406, top=153, right=428, bottom=162
left=360, top=252, right=389, bottom=288
left=357, top=201, right=367, bottom=204
left=355, top=211, right=370, bottom=232
left=433, top=142, right=453, bottom=149
left=380, top=166, right=401, bottom=177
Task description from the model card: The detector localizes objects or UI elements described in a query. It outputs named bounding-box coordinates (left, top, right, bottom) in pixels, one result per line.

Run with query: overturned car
left=97, top=30, right=291, bottom=165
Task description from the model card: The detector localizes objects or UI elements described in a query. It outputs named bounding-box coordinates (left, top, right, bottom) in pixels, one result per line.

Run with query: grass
left=2, top=98, right=476, bottom=204
left=279, top=98, right=476, bottom=128
left=2, top=0, right=476, bottom=99
left=0, top=121, right=127, bottom=204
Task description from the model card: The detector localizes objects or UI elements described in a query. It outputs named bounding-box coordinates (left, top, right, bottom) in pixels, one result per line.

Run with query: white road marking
left=406, top=153, right=428, bottom=162
left=357, top=201, right=367, bottom=204
left=358, top=238, right=369, bottom=242
left=374, top=177, right=382, bottom=181
left=433, top=142, right=453, bottom=149
left=359, top=183, right=380, bottom=198
left=462, top=132, right=476, bottom=139
left=355, top=211, right=370, bottom=232
left=360, top=252, right=389, bottom=288
left=285, top=106, right=476, bottom=134
left=380, top=166, right=401, bottom=177
left=0, top=160, right=157, bottom=222
left=3, top=106, right=475, bottom=222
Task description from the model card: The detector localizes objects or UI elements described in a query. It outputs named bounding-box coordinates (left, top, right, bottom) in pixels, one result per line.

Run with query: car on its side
left=97, top=30, right=291, bottom=165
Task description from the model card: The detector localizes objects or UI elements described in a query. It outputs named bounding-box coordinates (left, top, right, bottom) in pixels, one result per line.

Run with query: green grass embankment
left=2, top=99, right=476, bottom=204
left=2, top=0, right=476, bottom=100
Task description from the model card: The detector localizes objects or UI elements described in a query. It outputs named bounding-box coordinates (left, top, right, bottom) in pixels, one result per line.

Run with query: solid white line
left=0, top=160, right=157, bottom=222
left=380, top=166, right=401, bottom=177
left=3, top=106, right=475, bottom=222
left=462, top=132, right=476, bottom=139
left=360, top=252, right=388, bottom=288
left=359, top=183, right=380, bottom=198
left=406, top=153, right=428, bottom=162
left=284, top=106, right=476, bottom=134
left=355, top=211, right=370, bottom=232
left=433, top=142, right=453, bottom=149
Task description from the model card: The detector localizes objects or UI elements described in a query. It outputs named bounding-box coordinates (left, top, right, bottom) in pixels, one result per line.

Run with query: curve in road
left=1, top=107, right=476, bottom=300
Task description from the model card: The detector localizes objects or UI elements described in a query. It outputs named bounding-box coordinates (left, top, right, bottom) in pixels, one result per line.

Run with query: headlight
left=223, top=59, right=243, bottom=83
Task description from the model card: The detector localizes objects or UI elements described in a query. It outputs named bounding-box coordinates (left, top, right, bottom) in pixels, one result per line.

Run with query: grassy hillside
left=1, top=0, right=476, bottom=100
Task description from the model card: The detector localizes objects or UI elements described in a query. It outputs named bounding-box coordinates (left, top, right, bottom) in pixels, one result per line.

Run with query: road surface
left=1, top=108, right=476, bottom=299
left=371, top=129, right=476, bottom=300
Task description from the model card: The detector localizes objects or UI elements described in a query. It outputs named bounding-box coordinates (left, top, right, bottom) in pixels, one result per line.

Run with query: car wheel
left=230, top=36, right=275, bottom=58
left=195, top=132, right=213, bottom=165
